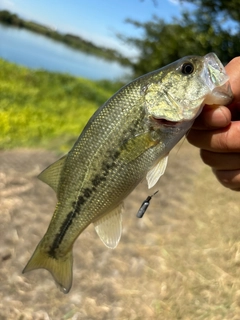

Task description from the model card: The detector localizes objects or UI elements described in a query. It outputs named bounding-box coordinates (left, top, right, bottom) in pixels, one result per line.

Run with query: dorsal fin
left=38, top=155, right=67, bottom=193
left=146, top=154, right=168, bottom=189
left=93, top=202, right=124, bottom=249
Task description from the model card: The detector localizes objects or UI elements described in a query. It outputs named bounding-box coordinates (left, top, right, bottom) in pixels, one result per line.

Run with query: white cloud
left=168, top=0, right=180, bottom=4
left=0, top=0, right=15, bottom=9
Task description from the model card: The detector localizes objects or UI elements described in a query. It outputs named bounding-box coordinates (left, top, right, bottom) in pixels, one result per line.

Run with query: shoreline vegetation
left=0, top=10, right=131, bottom=67
left=0, top=58, right=123, bottom=150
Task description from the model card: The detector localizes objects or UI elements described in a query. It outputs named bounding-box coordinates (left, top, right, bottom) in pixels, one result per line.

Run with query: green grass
left=0, top=59, right=123, bottom=151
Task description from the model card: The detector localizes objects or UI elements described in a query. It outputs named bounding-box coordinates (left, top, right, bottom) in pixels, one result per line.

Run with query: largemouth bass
left=23, top=53, right=232, bottom=293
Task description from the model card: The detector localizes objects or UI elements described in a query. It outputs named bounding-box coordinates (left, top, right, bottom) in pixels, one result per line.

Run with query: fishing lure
left=136, top=190, right=159, bottom=218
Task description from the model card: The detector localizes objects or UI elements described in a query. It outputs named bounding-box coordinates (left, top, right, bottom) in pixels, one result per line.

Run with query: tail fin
left=22, top=244, right=73, bottom=294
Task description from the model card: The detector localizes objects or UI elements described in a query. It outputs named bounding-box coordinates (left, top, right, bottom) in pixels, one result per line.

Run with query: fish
left=22, top=53, right=233, bottom=293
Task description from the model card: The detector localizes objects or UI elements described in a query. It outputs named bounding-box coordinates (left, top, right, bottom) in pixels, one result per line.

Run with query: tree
left=123, top=2, right=240, bottom=77
left=0, top=10, right=23, bottom=27
left=180, top=0, right=240, bottom=24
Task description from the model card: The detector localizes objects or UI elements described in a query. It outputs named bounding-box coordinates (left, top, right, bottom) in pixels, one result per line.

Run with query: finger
left=192, top=105, right=231, bottom=130
left=212, top=168, right=240, bottom=191
left=225, top=57, right=240, bottom=104
left=187, top=121, right=240, bottom=152
left=200, top=149, right=240, bottom=170
left=228, top=101, right=240, bottom=121
left=225, top=57, right=240, bottom=120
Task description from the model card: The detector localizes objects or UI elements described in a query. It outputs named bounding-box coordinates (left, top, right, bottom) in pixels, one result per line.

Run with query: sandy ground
left=1, top=143, right=240, bottom=320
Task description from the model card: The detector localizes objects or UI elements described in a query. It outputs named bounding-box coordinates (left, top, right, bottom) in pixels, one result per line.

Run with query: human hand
left=187, top=57, right=240, bottom=190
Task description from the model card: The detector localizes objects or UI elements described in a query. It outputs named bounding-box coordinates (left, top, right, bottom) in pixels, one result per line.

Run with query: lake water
left=0, top=24, right=131, bottom=80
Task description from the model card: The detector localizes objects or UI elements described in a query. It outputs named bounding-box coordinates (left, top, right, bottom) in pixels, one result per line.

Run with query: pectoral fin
left=93, top=202, right=124, bottom=249
left=146, top=154, right=168, bottom=189
left=119, top=132, right=158, bottom=162
left=38, top=155, right=67, bottom=193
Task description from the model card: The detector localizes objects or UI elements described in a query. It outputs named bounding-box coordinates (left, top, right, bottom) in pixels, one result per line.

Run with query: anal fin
left=93, top=202, right=124, bottom=249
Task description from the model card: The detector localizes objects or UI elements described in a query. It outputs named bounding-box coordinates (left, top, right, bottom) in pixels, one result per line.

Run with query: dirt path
left=1, top=145, right=240, bottom=319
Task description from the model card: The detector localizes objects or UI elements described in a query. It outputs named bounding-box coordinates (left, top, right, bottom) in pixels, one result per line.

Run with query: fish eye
left=181, top=62, right=194, bottom=75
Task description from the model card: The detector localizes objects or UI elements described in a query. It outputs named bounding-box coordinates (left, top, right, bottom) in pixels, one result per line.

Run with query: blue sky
left=0, top=0, right=193, bottom=57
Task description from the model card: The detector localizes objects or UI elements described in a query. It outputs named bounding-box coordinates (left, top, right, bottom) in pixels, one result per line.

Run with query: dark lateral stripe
left=48, top=195, right=85, bottom=257
left=48, top=169, right=111, bottom=257
left=47, top=130, right=139, bottom=257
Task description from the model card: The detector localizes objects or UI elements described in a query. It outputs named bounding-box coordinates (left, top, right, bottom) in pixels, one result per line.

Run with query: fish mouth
left=210, top=83, right=233, bottom=105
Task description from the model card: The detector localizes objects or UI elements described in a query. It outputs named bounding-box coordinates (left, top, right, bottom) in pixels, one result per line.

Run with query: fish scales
left=48, top=82, right=159, bottom=253
left=23, top=53, right=233, bottom=293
